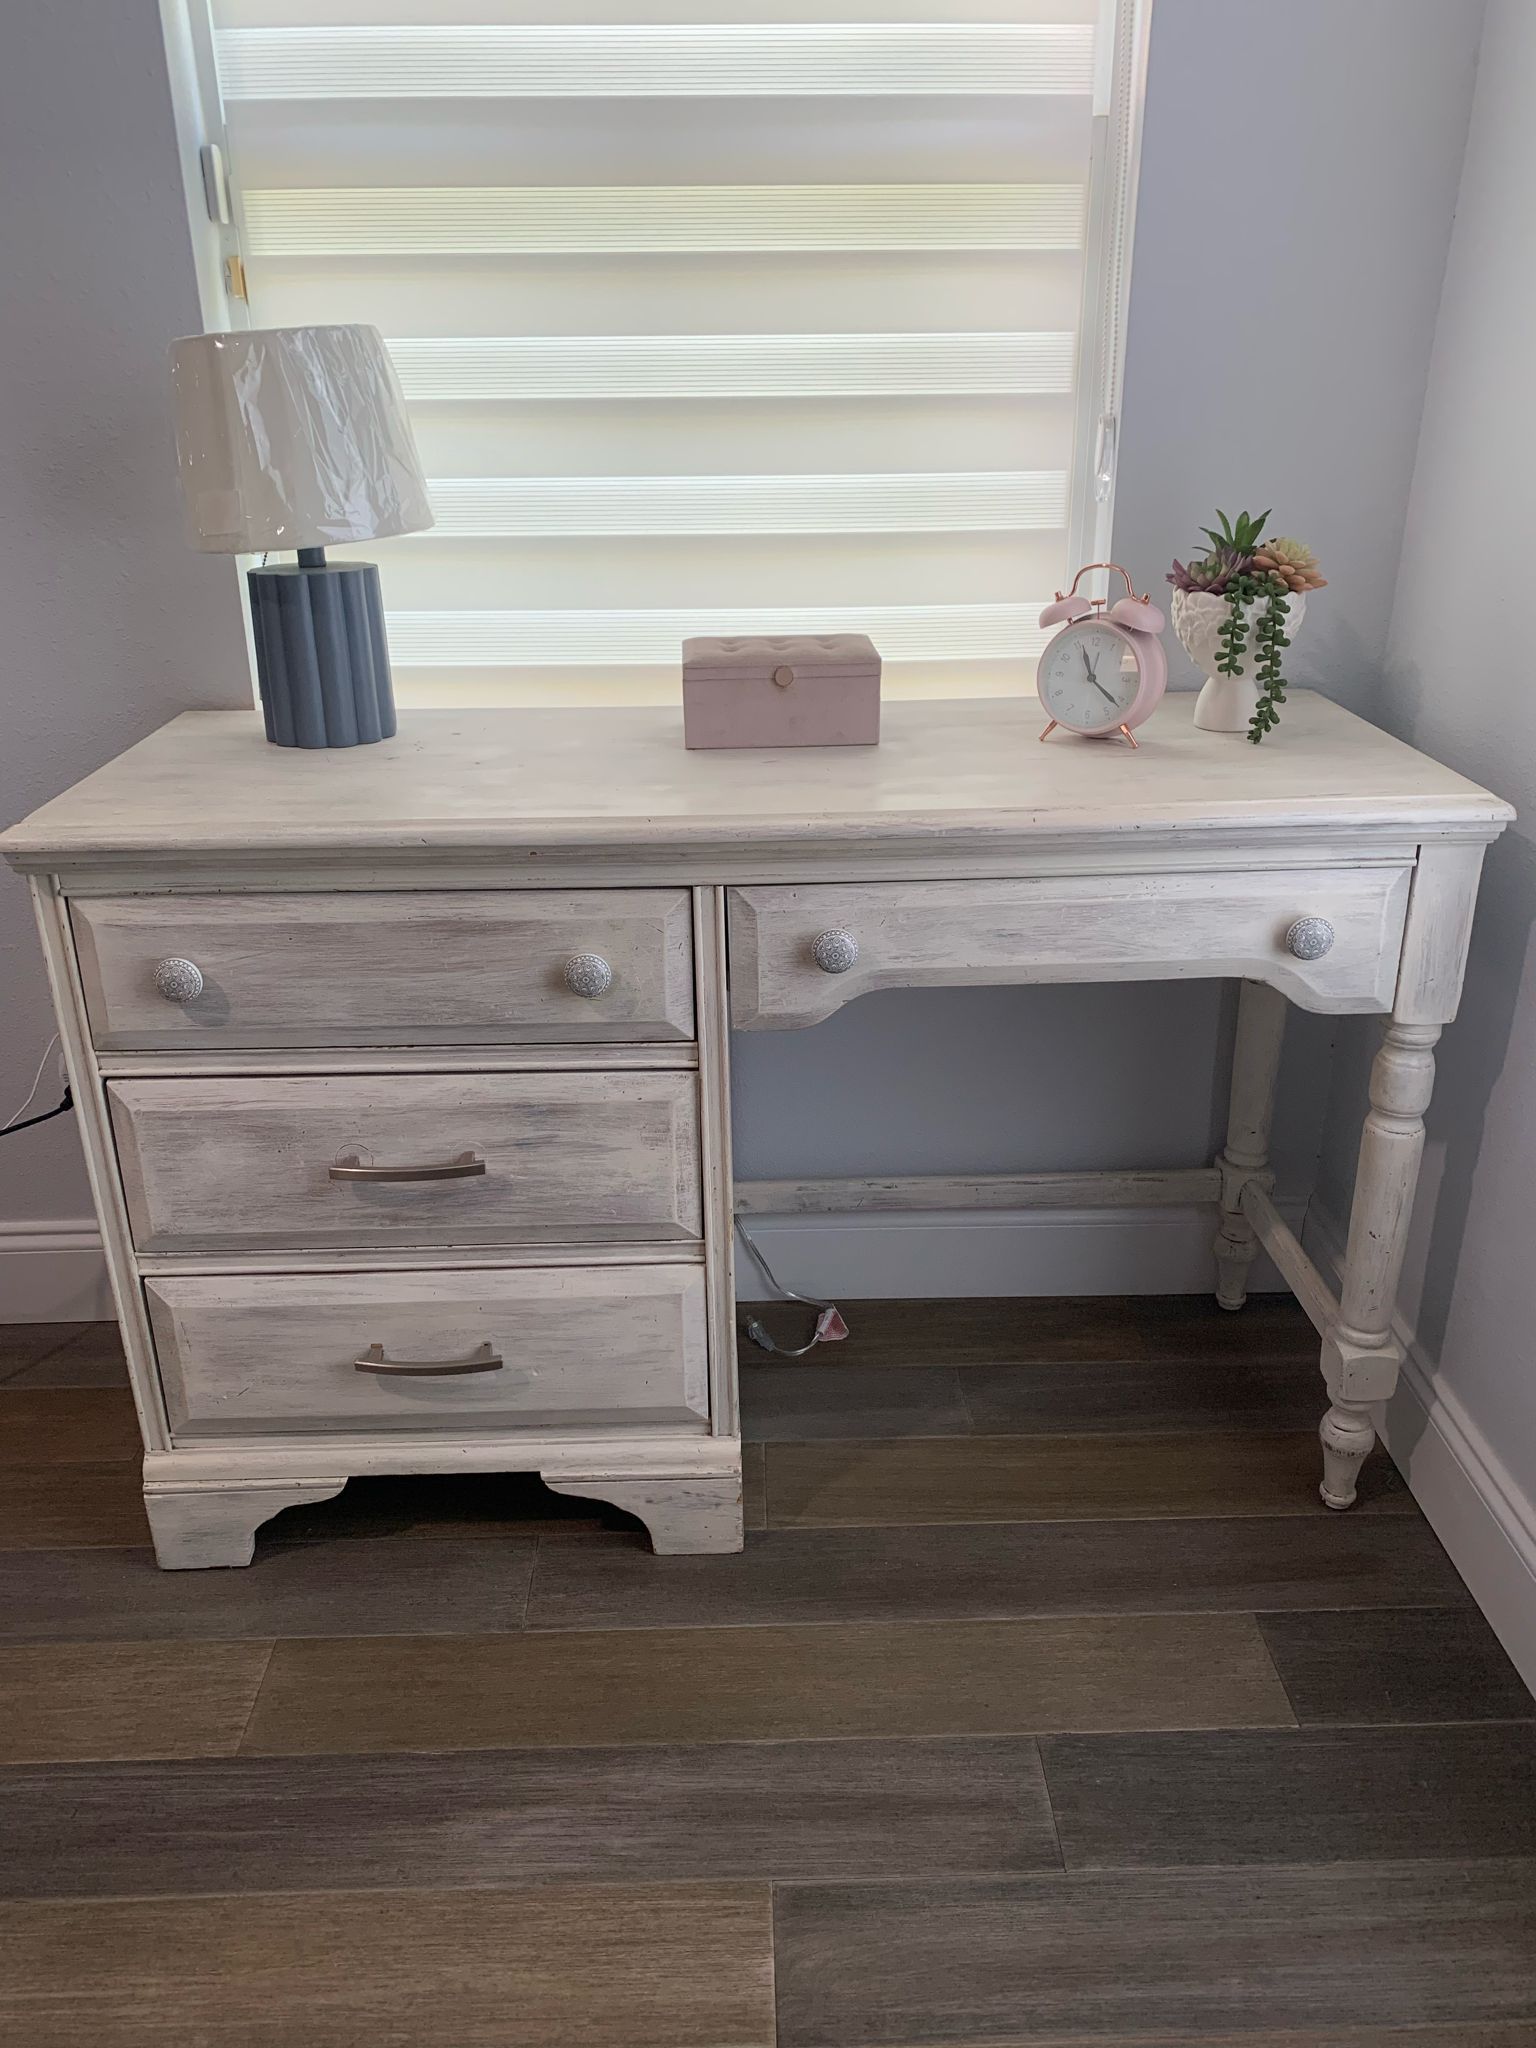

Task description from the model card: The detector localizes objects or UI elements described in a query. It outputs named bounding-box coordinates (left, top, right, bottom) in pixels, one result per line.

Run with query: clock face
left=1037, top=620, right=1140, bottom=733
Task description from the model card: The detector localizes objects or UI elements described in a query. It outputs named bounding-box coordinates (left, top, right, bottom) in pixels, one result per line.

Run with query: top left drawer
left=70, top=890, right=696, bottom=1049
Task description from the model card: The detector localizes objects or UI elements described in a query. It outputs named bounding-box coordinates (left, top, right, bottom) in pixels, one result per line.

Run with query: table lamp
left=169, top=324, right=433, bottom=748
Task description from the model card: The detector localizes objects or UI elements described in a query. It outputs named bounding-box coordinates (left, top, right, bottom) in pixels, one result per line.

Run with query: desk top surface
left=2, top=692, right=1512, bottom=867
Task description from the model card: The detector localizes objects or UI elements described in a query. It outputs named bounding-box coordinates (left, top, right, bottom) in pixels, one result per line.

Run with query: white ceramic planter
left=1170, top=587, right=1306, bottom=734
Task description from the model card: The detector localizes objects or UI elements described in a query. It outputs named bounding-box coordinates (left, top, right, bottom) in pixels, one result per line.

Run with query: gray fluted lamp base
left=248, top=552, right=398, bottom=749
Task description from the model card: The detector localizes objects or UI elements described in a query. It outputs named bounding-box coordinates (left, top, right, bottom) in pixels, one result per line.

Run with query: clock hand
left=1080, top=643, right=1118, bottom=706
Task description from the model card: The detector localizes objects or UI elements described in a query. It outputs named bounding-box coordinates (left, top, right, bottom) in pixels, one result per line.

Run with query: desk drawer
left=145, top=1265, right=710, bottom=1439
left=72, top=890, right=695, bottom=1048
left=109, top=1072, right=701, bottom=1253
left=729, top=867, right=1412, bottom=1026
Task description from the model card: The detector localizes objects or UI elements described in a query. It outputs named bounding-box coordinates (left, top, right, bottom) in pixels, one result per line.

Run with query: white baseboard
left=735, top=1199, right=1300, bottom=1301
left=0, top=1200, right=1292, bottom=1321
left=1307, top=1206, right=1536, bottom=1698
left=0, top=1219, right=111, bottom=1322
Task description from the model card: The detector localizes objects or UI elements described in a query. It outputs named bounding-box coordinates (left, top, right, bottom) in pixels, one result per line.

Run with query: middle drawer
left=108, top=1071, right=702, bottom=1253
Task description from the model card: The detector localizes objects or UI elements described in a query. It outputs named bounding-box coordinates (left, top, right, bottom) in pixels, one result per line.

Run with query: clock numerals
left=1039, top=621, right=1139, bottom=735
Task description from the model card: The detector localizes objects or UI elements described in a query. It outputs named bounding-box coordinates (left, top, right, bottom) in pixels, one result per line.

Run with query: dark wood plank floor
left=1, top=1296, right=1532, bottom=2047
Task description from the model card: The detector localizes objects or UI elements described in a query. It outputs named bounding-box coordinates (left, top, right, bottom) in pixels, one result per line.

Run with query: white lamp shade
left=170, top=324, right=434, bottom=553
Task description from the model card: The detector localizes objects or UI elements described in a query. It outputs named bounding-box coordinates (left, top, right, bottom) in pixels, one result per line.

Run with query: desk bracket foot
left=144, top=1476, right=347, bottom=1569
left=542, top=1471, right=744, bottom=1554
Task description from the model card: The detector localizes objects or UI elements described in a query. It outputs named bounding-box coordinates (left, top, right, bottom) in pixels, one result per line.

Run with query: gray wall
left=0, top=0, right=1486, bottom=1306
left=1112, top=0, right=1483, bottom=718
left=1317, top=0, right=1536, bottom=1503
left=0, top=0, right=248, bottom=1237
left=733, top=0, right=1484, bottom=1273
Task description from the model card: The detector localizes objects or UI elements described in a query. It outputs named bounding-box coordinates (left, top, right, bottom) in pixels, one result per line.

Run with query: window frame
left=160, top=0, right=1152, bottom=690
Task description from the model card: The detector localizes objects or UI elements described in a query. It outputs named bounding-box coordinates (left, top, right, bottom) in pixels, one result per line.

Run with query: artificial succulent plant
left=1253, top=536, right=1327, bottom=592
left=1166, top=508, right=1326, bottom=742
left=1168, top=549, right=1249, bottom=595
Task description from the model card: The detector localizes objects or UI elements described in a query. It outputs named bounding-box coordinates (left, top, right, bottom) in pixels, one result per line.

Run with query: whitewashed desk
left=1, top=693, right=1512, bottom=1565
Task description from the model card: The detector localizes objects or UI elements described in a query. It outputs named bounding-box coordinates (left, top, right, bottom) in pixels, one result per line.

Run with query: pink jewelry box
left=681, top=633, right=881, bottom=749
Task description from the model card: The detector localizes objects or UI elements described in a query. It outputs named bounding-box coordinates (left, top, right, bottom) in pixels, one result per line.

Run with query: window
left=168, top=1, right=1149, bottom=707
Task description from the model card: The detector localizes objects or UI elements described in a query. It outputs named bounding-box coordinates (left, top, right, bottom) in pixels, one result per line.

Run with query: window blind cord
left=0, top=1033, right=73, bottom=1140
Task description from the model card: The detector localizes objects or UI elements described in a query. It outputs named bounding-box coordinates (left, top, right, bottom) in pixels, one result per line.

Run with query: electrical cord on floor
left=736, top=1218, right=850, bottom=1356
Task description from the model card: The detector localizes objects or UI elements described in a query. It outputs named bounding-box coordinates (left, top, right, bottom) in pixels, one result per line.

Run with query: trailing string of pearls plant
left=1167, top=509, right=1326, bottom=741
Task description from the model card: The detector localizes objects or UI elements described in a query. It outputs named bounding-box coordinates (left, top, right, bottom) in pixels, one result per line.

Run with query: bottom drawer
left=145, top=1266, right=710, bottom=1440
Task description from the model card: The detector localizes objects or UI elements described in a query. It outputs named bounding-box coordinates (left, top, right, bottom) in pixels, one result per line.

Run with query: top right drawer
left=728, top=867, right=1413, bottom=1028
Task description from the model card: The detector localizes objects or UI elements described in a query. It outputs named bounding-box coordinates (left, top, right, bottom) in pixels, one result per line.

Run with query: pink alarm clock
left=1036, top=562, right=1167, bottom=748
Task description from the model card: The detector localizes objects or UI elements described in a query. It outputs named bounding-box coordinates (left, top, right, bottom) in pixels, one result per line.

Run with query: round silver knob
left=563, top=952, right=613, bottom=998
left=152, top=956, right=204, bottom=1003
left=1285, top=916, right=1335, bottom=961
left=812, top=928, right=859, bottom=975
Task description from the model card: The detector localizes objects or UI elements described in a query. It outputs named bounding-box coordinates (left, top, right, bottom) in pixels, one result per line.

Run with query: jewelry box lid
left=682, top=633, right=881, bottom=683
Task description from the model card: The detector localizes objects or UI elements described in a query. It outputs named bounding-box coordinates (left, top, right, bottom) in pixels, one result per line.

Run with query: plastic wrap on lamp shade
left=169, top=325, right=434, bottom=553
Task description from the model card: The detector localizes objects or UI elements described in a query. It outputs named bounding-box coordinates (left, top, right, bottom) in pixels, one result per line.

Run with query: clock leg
left=1117, top=724, right=1139, bottom=749
left=1318, top=1021, right=1438, bottom=1508
left=1213, top=979, right=1288, bottom=1310
left=1038, top=720, right=1058, bottom=742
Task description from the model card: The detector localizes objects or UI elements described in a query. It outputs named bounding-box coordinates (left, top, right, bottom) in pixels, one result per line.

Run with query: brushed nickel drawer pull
left=354, top=1341, right=503, bottom=1377
left=329, top=1150, right=486, bottom=1183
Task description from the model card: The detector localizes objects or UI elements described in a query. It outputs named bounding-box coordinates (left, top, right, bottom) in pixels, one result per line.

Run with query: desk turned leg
left=1214, top=980, right=1288, bottom=1310
left=1318, top=1021, right=1439, bottom=1509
